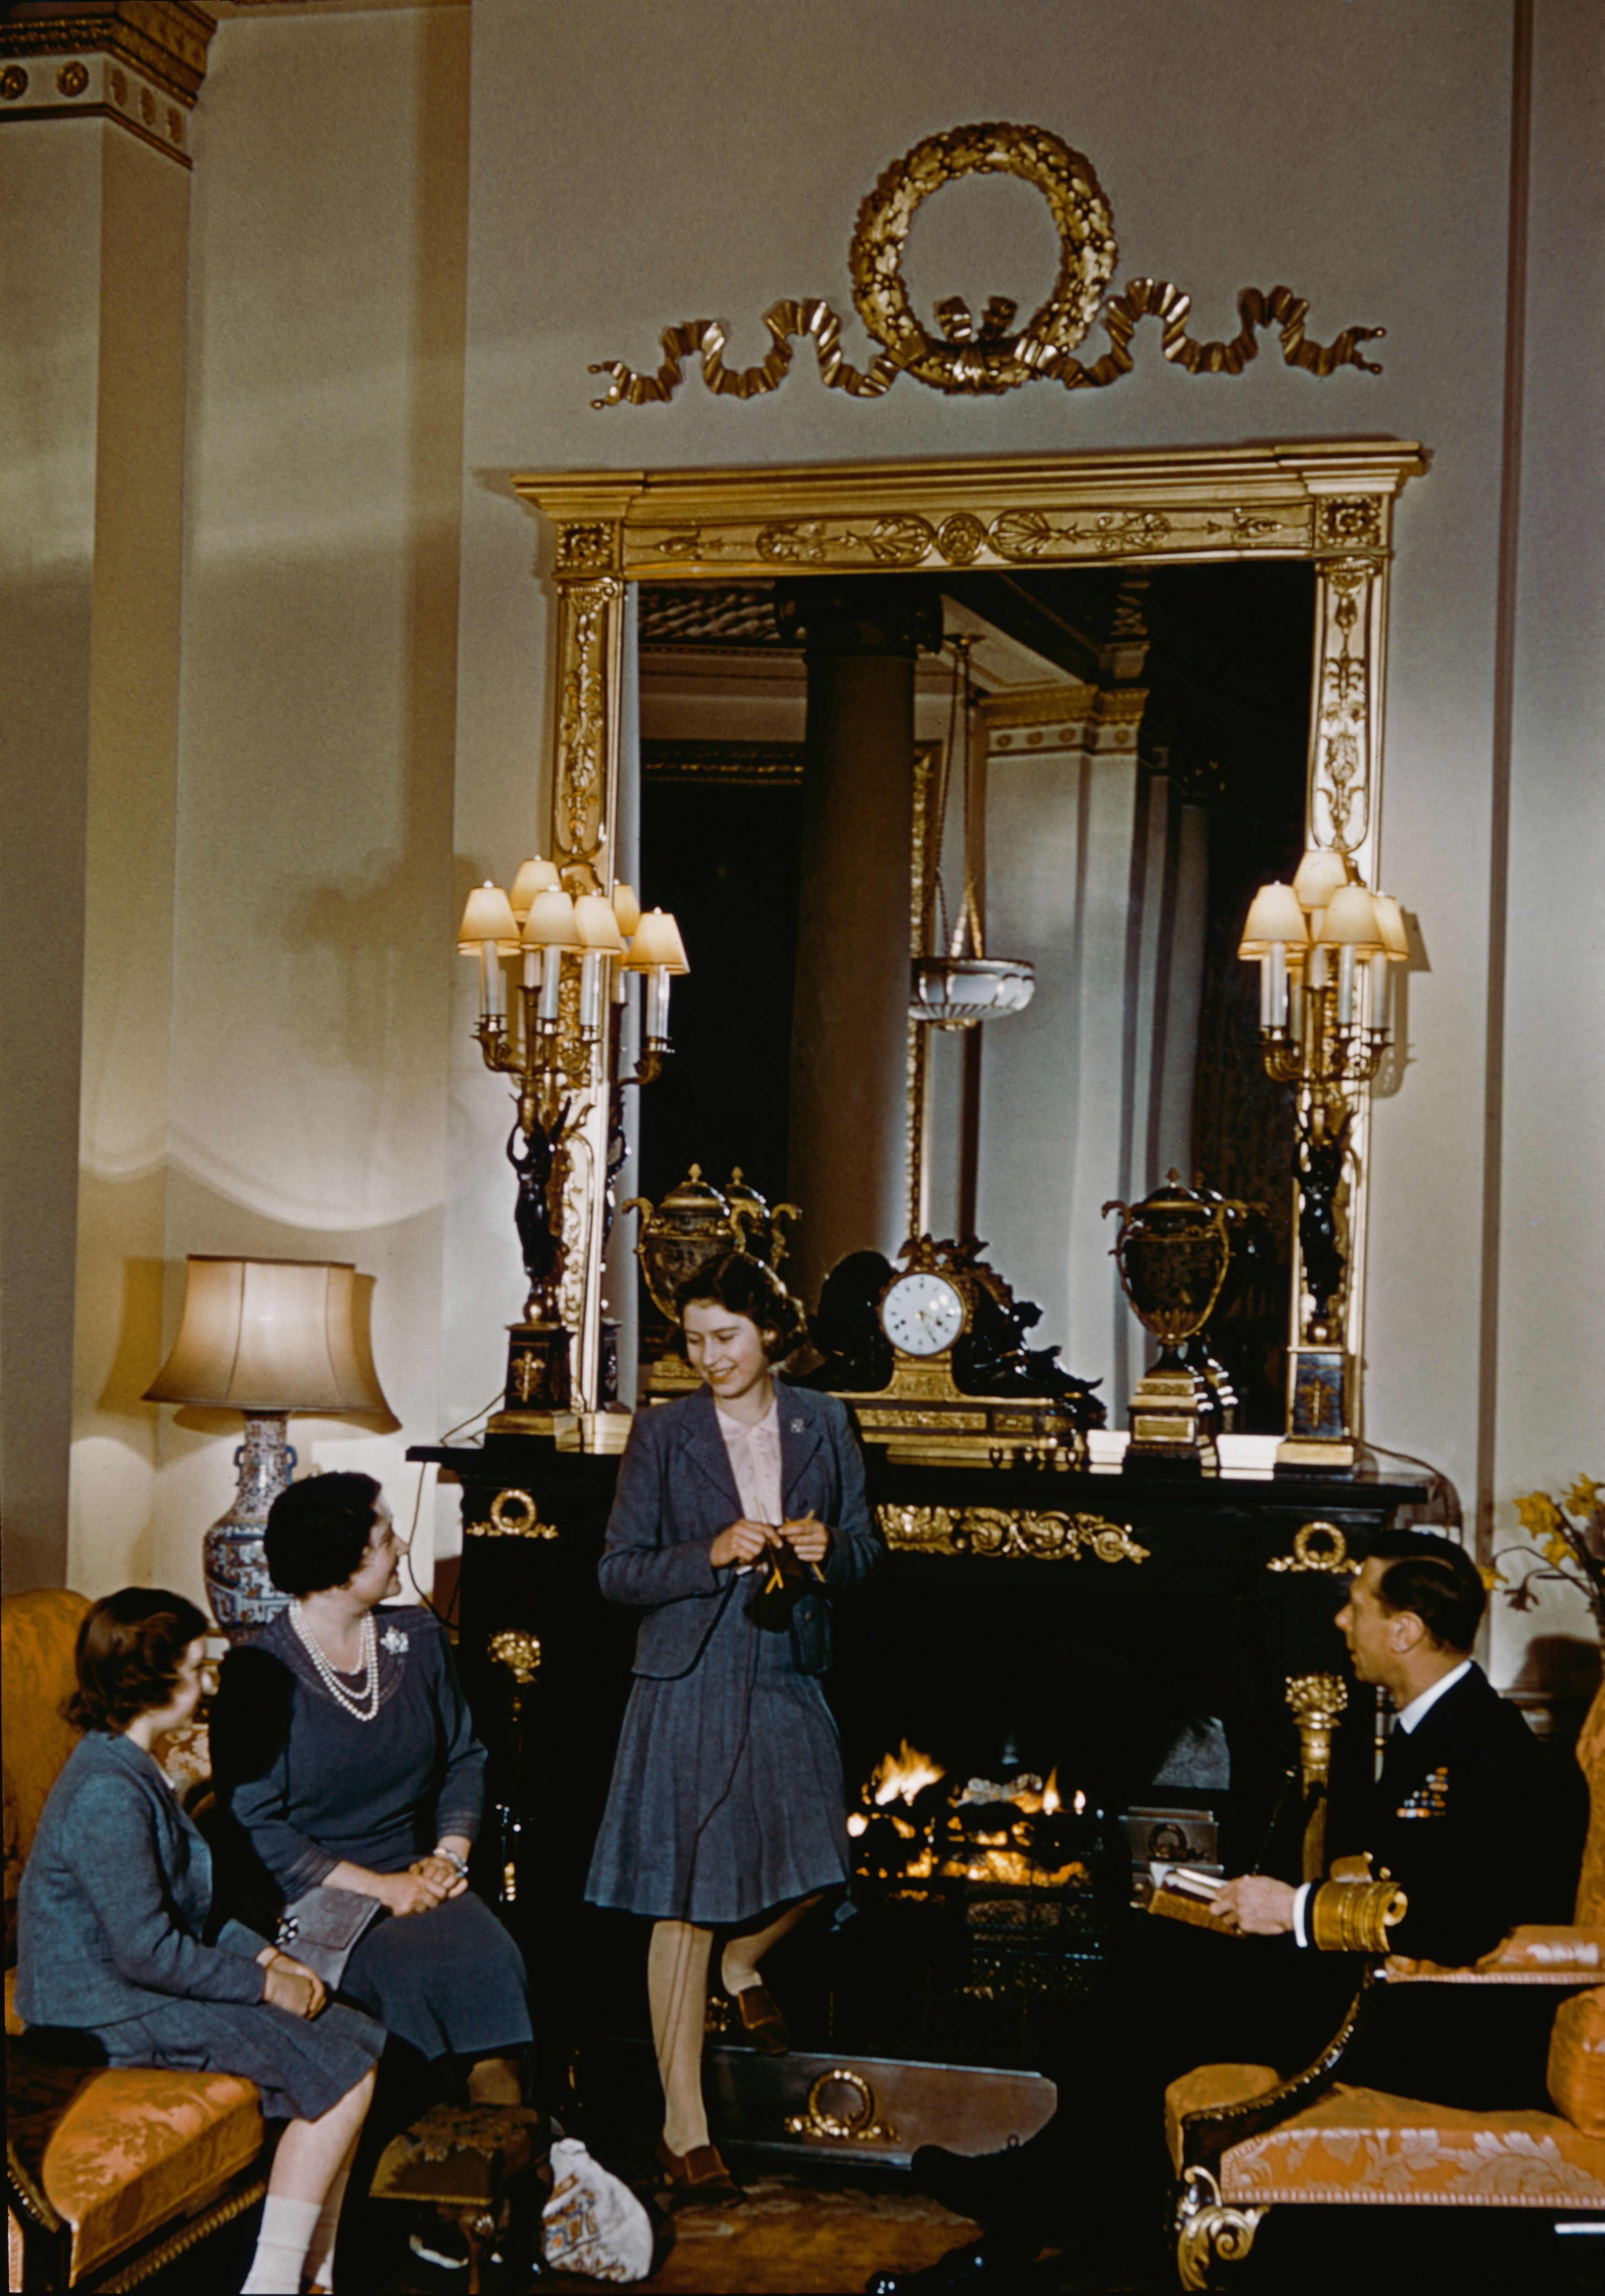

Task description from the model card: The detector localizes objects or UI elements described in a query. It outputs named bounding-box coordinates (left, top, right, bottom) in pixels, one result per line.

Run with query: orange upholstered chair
left=4, top=1591, right=267, bottom=2293
left=1166, top=1684, right=1605, bottom=2288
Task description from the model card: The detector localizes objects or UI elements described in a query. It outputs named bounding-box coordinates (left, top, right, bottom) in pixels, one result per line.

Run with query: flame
left=1042, top=1768, right=1061, bottom=1815
left=1073, top=1788, right=1086, bottom=1815
left=870, top=1739, right=946, bottom=1807
left=846, top=1812, right=868, bottom=1837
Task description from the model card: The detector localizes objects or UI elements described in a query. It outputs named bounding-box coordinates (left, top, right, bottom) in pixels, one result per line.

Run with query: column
left=0, top=8, right=210, bottom=1591
left=774, top=579, right=942, bottom=1307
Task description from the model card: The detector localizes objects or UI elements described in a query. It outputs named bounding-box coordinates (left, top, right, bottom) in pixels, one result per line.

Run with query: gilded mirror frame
left=511, top=441, right=1426, bottom=1422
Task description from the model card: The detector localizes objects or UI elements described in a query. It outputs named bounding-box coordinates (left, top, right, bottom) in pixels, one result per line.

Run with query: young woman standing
left=585, top=1254, right=883, bottom=2202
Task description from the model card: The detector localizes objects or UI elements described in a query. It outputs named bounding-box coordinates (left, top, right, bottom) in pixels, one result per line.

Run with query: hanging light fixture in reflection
left=909, top=634, right=1036, bottom=1028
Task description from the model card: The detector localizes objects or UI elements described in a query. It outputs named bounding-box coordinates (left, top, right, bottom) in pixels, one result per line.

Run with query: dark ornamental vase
left=1103, top=1173, right=1237, bottom=1473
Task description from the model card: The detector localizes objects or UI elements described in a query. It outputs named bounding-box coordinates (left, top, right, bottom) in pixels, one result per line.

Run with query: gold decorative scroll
left=464, top=1490, right=559, bottom=1541
left=1267, top=1520, right=1360, bottom=1576
left=590, top=122, right=1382, bottom=409
left=515, top=441, right=1424, bottom=1437
left=878, top=1504, right=1149, bottom=1564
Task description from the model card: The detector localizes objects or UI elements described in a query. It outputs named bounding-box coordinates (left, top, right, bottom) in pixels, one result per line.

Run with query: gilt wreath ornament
left=590, top=121, right=1382, bottom=408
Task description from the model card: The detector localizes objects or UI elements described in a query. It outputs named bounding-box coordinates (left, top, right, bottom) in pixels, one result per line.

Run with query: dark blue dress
left=585, top=1385, right=883, bottom=1925
left=214, top=1606, right=532, bottom=2062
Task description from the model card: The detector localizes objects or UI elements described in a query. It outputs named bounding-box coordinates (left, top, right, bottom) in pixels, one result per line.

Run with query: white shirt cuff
left=1292, top=1881, right=1314, bottom=1948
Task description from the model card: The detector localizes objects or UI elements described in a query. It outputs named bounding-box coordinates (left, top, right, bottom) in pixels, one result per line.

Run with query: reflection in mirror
left=631, top=565, right=1312, bottom=1434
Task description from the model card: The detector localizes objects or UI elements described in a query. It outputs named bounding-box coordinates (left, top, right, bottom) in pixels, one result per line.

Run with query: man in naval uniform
left=869, top=1530, right=1589, bottom=2292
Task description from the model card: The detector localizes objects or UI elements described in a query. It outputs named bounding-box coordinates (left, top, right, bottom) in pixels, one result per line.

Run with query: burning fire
left=869, top=1739, right=946, bottom=1807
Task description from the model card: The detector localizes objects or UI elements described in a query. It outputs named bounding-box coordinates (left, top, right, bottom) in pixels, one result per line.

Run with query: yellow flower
left=1479, top=1564, right=1506, bottom=1591
left=1540, top=1532, right=1575, bottom=1570
left=1513, top=1490, right=1562, bottom=1541
left=1563, top=1474, right=1601, bottom=1517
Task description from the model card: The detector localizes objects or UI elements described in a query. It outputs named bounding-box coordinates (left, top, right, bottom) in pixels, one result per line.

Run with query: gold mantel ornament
left=591, top=121, right=1383, bottom=409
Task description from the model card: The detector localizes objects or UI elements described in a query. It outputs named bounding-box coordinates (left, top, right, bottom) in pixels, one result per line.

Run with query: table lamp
left=144, top=1256, right=395, bottom=1638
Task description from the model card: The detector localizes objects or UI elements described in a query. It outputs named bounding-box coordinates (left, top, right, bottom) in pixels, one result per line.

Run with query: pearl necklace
left=289, top=1601, right=381, bottom=1722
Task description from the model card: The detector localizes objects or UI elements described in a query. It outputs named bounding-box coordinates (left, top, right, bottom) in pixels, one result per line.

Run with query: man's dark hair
left=676, top=1252, right=807, bottom=1363
left=264, top=1471, right=381, bottom=1597
left=1368, top=1530, right=1485, bottom=1654
left=67, top=1588, right=210, bottom=1733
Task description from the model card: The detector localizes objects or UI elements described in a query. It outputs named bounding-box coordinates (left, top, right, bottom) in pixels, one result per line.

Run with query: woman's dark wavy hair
left=675, top=1251, right=807, bottom=1364
left=264, top=1471, right=382, bottom=1597
left=67, top=1588, right=210, bottom=1733
left=1369, top=1530, right=1486, bottom=1655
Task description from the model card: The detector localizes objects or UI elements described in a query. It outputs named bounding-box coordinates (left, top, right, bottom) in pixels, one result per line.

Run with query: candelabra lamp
left=144, top=1256, right=395, bottom=1638
left=1239, top=849, right=1410, bottom=1472
left=457, top=861, right=688, bottom=1435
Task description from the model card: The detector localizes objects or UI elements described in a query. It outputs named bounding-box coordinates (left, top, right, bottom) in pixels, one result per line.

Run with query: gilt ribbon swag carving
left=591, top=122, right=1383, bottom=409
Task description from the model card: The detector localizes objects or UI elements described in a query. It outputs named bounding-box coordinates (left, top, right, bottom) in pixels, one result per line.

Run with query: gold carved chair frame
left=512, top=442, right=1425, bottom=1419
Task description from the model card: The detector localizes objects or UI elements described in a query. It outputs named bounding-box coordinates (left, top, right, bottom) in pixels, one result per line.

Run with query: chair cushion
left=1574, top=1684, right=1605, bottom=1927
left=1163, top=2063, right=1280, bottom=2173
left=1386, top=1926, right=1605, bottom=1983
left=1213, top=2080, right=1605, bottom=2208
left=32, top=2067, right=262, bottom=2281
left=1549, top=1988, right=1605, bottom=2137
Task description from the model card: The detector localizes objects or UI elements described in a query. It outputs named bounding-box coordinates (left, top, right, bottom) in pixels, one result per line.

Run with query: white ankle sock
left=301, top=2160, right=353, bottom=2293
left=241, top=2195, right=320, bottom=2296
left=720, top=1950, right=762, bottom=1995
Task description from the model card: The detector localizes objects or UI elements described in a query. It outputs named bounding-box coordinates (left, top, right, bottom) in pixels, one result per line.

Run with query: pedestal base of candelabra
left=641, top=1351, right=701, bottom=1402
left=486, top=1320, right=575, bottom=1436
left=1275, top=1345, right=1358, bottom=1475
left=1123, top=1365, right=1219, bottom=1477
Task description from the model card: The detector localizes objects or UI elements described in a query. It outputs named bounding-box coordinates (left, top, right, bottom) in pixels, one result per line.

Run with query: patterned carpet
left=608, top=2175, right=981, bottom=2295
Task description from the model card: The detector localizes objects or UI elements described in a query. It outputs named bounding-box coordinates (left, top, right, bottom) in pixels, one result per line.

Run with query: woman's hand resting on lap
left=371, top=1869, right=449, bottom=1917
left=710, top=1518, right=776, bottom=1569
left=256, top=1948, right=326, bottom=2019
left=407, top=1852, right=469, bottom=1900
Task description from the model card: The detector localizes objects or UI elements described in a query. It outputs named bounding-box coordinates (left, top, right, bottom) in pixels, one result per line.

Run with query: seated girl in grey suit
left=16, top=1590, right=383, bottom=2296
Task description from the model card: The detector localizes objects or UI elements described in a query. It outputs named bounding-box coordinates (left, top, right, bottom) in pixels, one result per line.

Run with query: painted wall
left=6, top=0, right=1600, bottom=1692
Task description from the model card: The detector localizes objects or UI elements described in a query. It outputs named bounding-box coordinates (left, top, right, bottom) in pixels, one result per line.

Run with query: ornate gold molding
left=784, top=2067, right=899, bottom=2147
left=1266, top=1520, right=1359, bottom=1576
left=1175, top=2166, right=1266, bottom=2292
left=463, top=1489, right=558, bottom=1541
left=516, top=442, right=1422, bottom=1419
left=591, top=122, right=1381, bottom=410
left=0, top=5, right=212, bottom=166
left=878, top=1503, right=1149, bottom=1564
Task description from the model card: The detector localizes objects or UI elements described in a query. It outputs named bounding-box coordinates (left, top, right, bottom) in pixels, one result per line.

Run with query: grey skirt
left=96, top=1995, right=384, bottom=2123
left=338, top=1890, right=533, bottom=2062
left=586, top=1581, right=851, bottom=1925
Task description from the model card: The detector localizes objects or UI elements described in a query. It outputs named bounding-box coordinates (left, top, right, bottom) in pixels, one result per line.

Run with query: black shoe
left=910, top=2139, right=1054, bottom=2243
left=864, top=2236, right=1042, bottom=2294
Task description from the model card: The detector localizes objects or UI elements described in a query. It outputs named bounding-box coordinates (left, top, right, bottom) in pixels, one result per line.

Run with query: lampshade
left=1318, top=883, right=1384, bottom=951
left=508, top=857, right=561, bottom=918
left=144, top=1258, right=394, bottom=1417
left=621, top=909, right=690, bottom=973
left=457, top=882, right=519, bottom=952
left=1291, top=849, right=1350, bottom=912
left=611, top=882, right=642, bottom=936
left=520, top=886, right=583, bottom=949
left=1370, top=891, right=1410, bottom=959
left=1238, top=881, right=1310, bottom=958
left=573, top=892, right=628, bottom=953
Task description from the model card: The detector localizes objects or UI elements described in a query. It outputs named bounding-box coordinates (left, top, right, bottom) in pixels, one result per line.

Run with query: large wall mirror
left=513, top=445, right=1424, bottom=1431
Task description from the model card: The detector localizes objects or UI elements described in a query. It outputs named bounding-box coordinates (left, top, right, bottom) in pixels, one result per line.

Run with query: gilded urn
left=1102, top=1173, right=1236, bottom=1470
left=721, top=1169, right=800, bottom=1278
left=622, top=1164, right=753, bottom=1323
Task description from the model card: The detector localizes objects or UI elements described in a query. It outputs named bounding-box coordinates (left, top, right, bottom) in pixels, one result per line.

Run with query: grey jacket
left=16, top=1733, right=267, bottom=2030
left=598, top=1382, right=883, bottom=1679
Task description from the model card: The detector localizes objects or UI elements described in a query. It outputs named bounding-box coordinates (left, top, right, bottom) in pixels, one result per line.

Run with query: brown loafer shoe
left=732, top=1982, right=789, bottom=2054
left=655, top=2137, right=744, bottom=2209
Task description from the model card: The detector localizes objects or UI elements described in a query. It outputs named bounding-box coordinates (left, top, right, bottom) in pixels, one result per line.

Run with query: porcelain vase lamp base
left=203, top=1411, right=296, bottom=1640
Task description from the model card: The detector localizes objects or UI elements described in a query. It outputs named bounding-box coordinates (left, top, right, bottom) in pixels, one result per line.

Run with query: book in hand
left=1147, top=1863, right=1240, bottom=1935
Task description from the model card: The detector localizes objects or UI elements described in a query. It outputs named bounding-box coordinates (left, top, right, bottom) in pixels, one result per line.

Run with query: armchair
left=1167, top=1684, right=1605, bottom=2287
left=4, top=1591, right=267, bottom=2293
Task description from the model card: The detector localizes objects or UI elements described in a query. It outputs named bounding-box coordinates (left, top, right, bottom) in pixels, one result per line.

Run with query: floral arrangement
left=1492, top=1477, right=1604, bottom=1637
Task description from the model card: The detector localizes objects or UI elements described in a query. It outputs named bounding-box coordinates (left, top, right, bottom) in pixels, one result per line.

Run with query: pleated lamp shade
left=144, top=1257, right=393, bottom=1418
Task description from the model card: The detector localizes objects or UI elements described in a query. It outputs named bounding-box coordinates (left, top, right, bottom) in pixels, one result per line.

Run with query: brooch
left=380, top=1626, right=410, bottom=1655
left=789, top=1418, right=805, bottom=1433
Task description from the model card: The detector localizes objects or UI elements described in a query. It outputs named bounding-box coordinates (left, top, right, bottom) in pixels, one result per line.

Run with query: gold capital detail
left=878, top=1504, right=1149, bottom=1564
left=0, top=6, right=213, bottom=168
left=590, top=121, right=1382, bottom=409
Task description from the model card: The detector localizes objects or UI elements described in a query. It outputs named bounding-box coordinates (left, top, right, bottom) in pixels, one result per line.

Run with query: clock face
left=881, top=1271, right=966, bottom=1358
